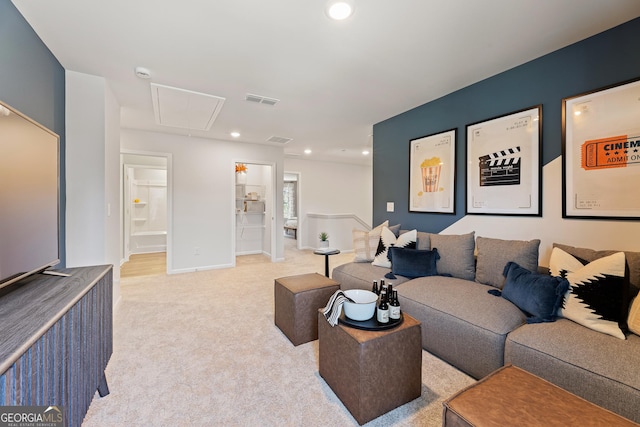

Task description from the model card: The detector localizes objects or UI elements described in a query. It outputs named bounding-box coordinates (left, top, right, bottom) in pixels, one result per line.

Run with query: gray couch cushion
left=505, top=319, right=640, bottom=422
left=397, top=276, right=525, bottom=379
left=332, top=262, right=411, bottom=291
left=429, top=231, right=476, bottom=280
left=475, top=236, right=540, bottom=289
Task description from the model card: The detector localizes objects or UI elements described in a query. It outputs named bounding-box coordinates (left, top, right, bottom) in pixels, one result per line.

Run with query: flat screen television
left=0, top=100, right=60, bottom=290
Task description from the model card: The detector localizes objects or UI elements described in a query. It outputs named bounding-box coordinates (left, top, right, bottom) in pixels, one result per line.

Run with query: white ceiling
left=12, top=0, right=640, bottom=166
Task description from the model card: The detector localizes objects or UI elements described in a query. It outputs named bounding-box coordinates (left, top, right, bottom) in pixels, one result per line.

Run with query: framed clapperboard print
left=465, top=105, right=542, bottom=216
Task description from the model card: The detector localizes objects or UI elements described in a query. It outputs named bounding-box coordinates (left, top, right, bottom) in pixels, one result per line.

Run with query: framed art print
left=409, top=129, right=456, bottom=213
left=563, top=77, right=640, bottom=219
left=466, top=106, right=542, bottom=216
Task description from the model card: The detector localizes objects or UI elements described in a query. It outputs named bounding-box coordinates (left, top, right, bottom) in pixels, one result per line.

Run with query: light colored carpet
left=82, top=242, right=474, bottom=426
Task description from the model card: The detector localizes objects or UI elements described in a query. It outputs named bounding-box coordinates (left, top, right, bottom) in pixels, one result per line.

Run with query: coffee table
left=318, top=311, right=422, bottom=425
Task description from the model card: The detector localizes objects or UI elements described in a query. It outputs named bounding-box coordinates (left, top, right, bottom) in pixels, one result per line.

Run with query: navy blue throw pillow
left=501, top=261, right=570, bottom=323
left=387, top=247, right=439, bottom=279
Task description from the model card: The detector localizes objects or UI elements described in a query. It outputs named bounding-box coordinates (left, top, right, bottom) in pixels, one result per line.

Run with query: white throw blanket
left=322, top=290, right=349, bottom=327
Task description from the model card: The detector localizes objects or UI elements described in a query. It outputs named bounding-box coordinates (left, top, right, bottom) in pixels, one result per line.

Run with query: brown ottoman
left=443, top=365, right=638, bottom=427
left=318, top=311, right=422, bottom=425
left=274, top=273, right=339, bottom=346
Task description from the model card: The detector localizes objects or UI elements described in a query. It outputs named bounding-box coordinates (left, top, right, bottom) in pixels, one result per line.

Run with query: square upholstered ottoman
left=274, top=273, right=339, bottom=346
left=318, top=311, right=422, bottom=425
left=443, top=364, right=637, bottom=426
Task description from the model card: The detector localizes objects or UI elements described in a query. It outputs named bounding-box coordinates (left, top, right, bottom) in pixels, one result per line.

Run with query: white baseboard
left=169, top=263, right=234, bottom=274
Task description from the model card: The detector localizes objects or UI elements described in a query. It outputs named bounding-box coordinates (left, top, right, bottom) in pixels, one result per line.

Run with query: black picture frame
left=562, top=77, right=640, bottom=220
left=465, top=105, right=542, bottom=216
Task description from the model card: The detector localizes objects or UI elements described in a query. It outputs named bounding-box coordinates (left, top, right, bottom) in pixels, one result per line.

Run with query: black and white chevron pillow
left=372, top=227, right=417, bottom=268
left=549, top=247, right=627, bottom=340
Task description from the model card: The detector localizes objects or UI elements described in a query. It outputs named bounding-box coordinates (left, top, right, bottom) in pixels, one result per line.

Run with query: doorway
left=234, top=161, right=276, bottom=263
left=283, top=172, right=300, bottom=249
left=121, top=151, right=172, bottom=274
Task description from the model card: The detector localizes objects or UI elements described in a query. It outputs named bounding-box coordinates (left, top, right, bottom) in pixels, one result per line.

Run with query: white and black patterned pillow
left=549, top=247, right=627, bottom=340
left=371, top=227, right=417, bottom=268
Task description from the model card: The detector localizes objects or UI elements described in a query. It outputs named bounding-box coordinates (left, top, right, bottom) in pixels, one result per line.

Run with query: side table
left=274, top=273, right=340, bottom=346
left=314, top=248, right=340, bottom=277
left=318, top=311, right=422, bottom=425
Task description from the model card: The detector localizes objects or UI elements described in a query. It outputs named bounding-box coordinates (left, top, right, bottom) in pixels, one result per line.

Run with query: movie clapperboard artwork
left=478, top=146, right=521, bottom=187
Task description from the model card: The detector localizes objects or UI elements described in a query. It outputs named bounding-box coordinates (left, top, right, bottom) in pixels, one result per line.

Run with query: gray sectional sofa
left=332, top=231, right=640, bottom=422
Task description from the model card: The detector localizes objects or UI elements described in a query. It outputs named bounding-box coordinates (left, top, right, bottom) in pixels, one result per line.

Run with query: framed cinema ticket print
left=466, top=106, right=542, bottom=216
left=409, top=129, right=456, bottom=213
left=563, top=77, right=640, bottom=219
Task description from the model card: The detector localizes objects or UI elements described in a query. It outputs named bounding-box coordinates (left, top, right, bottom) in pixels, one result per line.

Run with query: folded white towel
left=322, top=290, right=349, bottom=327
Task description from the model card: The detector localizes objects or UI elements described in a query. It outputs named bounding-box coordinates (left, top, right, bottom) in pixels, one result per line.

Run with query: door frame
left=284, top=171, right=302, bottom=250
left=120, top=149, right=173, bottom=274
left=232, top=159, right=277, bottom=264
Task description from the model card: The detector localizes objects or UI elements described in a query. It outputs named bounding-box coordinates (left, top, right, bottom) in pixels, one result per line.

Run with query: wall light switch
left=386, top=202, right=394, bottom=212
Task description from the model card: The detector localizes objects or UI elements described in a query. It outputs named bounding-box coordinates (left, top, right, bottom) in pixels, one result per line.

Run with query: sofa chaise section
left=398, top=276, right=526, bottom=379
left=505, top=318, right=640, bottom=423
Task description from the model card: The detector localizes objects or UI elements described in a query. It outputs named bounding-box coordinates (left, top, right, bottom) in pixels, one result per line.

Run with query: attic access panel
left=150, top=83, right=225, bottom=131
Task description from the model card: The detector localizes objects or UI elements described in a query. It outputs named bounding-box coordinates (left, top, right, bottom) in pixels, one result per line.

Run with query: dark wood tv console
left=0, top=265, right=113, bottom=427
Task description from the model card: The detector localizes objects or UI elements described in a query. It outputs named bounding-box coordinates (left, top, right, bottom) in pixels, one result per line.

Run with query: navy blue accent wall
left=1, top=1, right=66, bottom=266
left=373, top=17, right=640, bottom=232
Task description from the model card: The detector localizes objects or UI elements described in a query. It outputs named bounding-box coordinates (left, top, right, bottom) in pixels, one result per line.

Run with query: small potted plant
left=318, top=232, right=330, bottom=248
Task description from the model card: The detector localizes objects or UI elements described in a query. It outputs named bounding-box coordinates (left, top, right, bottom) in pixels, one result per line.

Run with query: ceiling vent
left=245, top=93, right=279, bottom=106
left=267, top=136, right=293, bottom=144
left=151, top=83, right=225, bottom=131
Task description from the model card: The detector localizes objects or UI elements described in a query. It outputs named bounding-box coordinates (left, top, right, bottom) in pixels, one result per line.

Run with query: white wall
left=104, top=81, right=121, bottom=304
left=283, top=157, right=372, bottom=249
left=65, top=70, right=121, bottom=306
left=443, top=157, right=640, bottom=266
left=121, top=129, right=284, bottom=271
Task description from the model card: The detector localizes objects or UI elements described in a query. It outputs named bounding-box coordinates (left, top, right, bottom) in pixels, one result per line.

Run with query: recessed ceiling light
left=304, top=149, right=312, bottom=155
left=362, top=150, right=370, bottom=155
left=326, top=1, right=354, bottom=20
left=231, top=131, right=240, bottom=138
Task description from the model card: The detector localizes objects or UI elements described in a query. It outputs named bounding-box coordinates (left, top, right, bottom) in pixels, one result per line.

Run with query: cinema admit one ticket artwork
left=563, top=77, right=640, bottom=219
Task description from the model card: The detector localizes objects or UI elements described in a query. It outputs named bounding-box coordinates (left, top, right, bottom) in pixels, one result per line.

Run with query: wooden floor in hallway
left=121, top=237, right=299, bottom=277
left=120, top=252, right=166, bottom=278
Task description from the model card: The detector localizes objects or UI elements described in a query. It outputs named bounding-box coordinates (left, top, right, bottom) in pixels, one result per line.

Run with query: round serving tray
left=338, top=311, right=404, bottom=331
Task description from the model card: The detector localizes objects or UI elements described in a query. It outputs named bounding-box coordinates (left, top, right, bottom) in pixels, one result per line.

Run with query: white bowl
left=343, top=289, right=378, bottom=321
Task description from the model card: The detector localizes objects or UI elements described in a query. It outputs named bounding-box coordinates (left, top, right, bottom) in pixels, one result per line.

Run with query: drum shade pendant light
left=325, top=1, right=354, bottom=20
